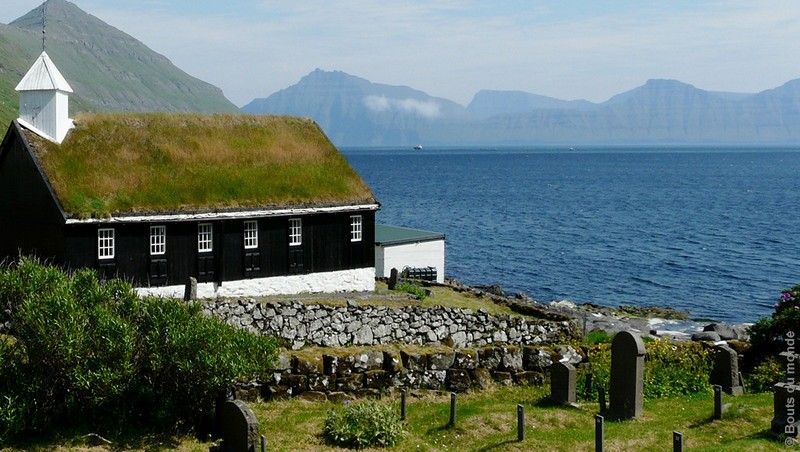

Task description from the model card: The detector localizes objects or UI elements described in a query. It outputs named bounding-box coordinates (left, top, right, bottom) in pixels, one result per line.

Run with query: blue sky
left=2, top=0, right=800, bottom=107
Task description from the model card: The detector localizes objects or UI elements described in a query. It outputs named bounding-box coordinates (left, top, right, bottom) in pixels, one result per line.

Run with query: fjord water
left=344, top=147, right=800, bottom=323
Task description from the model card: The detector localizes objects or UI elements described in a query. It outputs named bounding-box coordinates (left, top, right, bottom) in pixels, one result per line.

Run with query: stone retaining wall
left=203, top=299, right=578, bottom=350
left=235, top=345, right=585, bottom=402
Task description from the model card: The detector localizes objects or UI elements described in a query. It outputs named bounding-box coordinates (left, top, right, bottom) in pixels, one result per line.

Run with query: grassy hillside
left=27, top=113, right=376, bottom=218
left=0, top=0, right=237, bottom=127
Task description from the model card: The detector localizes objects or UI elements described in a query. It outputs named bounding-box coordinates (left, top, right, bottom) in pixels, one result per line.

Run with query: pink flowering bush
left=746, top=284, right=800, bottom=389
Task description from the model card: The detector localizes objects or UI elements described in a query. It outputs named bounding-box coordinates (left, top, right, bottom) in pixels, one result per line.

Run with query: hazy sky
left=2, top=0, right=800, bottom=107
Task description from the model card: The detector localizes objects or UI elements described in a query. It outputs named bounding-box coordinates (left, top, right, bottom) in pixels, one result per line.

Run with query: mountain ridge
left=244, top=70, right=800, bottom=146
left=0, top=0, right=237, bottom=126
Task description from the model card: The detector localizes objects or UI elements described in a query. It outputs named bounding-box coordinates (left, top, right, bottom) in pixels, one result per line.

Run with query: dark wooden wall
left=0, top=124, right=65, bottom=263
left=62, top=210, right=376, bottom=286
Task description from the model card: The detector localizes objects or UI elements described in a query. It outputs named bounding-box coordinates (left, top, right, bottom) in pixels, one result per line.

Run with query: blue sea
left=343, top=147, right=800, bottom=323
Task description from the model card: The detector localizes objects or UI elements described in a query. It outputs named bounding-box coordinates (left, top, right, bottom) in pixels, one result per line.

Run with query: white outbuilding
left=375, top=224, right=445, bottom=283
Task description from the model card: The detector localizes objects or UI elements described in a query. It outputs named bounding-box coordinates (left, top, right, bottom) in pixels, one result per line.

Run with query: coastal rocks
left=703, top=323, right=749, bottom=341
left=202, top=299, right=576, bottom=348
left=691, top=331, right=722, bottom=342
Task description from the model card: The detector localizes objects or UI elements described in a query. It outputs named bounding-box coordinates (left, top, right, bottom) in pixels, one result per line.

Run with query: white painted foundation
left=136, top=267, right=375, bottom=298
left=376, top=240, right=445, bottom=283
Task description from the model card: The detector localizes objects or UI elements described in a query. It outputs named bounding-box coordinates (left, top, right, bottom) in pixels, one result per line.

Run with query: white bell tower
left=15, top=51, right=74, bottom=144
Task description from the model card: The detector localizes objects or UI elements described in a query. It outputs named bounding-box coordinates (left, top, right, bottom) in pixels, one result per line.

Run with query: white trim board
left=136, top=267, right=376, bottom=298
left=65, top=204, right=380, bottom=224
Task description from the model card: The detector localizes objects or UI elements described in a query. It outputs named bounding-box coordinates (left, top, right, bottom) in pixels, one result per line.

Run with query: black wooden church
left=0, top=52, right=379, bottom=297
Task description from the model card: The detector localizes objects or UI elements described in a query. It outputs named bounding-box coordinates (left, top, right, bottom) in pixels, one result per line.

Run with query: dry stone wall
left=202, top=299, right=578, bottom=350
left=233, top=345, right=585, bottom=402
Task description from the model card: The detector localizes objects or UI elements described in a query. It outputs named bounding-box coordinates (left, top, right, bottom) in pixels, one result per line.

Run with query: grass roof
left=22, top=113, right=376, bottom=219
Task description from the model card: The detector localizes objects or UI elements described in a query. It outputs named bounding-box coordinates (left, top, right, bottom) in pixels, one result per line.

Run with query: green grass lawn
left=251, top=386, right=786, bottom=452
left=2, top=386, right=787, bottom=451
left=253, top=281, right=524, bottom=319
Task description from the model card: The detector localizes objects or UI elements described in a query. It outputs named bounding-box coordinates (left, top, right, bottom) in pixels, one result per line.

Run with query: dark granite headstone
left=388, top=268, right=399, bottom=290
left=221, top=399, right=260, bottom=452
left=771, top=382, right=800, bottom=438
left=609, top=331, right=645, bottom=420
left=550, top=361, right=576, bottom=404
left=710, top=345, right=744, bottom=395
left=184, top=276, right=197, bottom=301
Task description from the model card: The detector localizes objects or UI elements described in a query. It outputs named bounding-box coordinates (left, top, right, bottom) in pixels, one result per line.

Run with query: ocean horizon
left=344, top=146, right=800, bottom=324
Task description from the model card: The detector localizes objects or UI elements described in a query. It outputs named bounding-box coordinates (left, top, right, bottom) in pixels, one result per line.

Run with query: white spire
left=16, top=51, right=74, bottom=144
left=15, top=51, right=73, bottom=93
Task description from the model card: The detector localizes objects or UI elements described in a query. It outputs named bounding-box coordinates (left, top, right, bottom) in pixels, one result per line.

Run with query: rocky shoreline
left=416, top=278, right=753, bottom=343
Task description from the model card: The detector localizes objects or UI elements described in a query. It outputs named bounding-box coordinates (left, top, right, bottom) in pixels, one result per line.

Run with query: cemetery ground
left=4, top=385, right=784, bottom=451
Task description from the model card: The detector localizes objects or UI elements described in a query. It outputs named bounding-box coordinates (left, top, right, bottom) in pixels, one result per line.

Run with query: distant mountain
left=245, top=73, right=800, bottom=146
left=467, top=90, right=595, bottom=118
left=242, top=69, right=466, bottom=145
left=0, top=0, right=237, bottom=126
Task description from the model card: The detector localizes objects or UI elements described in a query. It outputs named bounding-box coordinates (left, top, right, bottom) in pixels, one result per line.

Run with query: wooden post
left=584, top=373, right=594, bottom=399
left=598, top=387, right=607, bottom=414
left=517, top=404, right=525, bottom=442
left=713, top=385, right=723, bottom=420
left=673, top=431, right=683, bottom=452
left=260, top=435, right=266, bottom=452
left=595, top=414, right=604, bottom=452
left=448, top=392, right=457, bottom=427
left=400, top=389, right=407, bottom=420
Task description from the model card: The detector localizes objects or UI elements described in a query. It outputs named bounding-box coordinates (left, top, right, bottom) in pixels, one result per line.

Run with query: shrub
left=0, top=257, right=278, bottom=439
left=748, top=356, right=784, bottom=393
left=324, top=401, right=403, bottom=449
left=747, top=284, right=800, bottom=371
left=584, top=330, right=612, bottom=345
left=395, top=281, right=427, bottom=300
left=577, top=339, right=711, bottom=401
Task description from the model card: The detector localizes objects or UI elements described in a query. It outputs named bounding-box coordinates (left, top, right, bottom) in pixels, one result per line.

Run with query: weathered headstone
left=595, top=414, right=604, bottom=452
left=609, top=331, right=645, bottom=420
left=400, top=389, right=407, bottom=420
left=710, top=345, right=744, bottom=395
left=771, top=382, right=800, bottom=438
left=221, top=399, right=260, bottom=452
left=449, top=392, right=457, bottom=427
left=550, top=361, right=576, bottom=404
left=673, top=431, right=684, bottom=452
left=388, top=268, right=399, bottom=290
left=713, top=385, right=723, bottom=420
left=184, top=276, right=197, bottom=301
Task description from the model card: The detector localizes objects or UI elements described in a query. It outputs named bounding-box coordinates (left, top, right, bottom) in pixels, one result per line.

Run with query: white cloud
left=363, top=95, right=441, bottom=118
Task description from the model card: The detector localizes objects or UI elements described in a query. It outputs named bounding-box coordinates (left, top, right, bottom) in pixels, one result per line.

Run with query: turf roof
left=21, top=113, right=376, bottom=219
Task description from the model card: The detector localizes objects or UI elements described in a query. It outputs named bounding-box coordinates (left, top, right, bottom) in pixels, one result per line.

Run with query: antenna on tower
left=41, top=2, right=46, bottom=52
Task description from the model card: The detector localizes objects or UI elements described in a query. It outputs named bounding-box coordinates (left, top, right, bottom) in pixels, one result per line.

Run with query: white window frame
left=289, top=218, right=302, bottom=246
left=350, top=215, right=363, bottom=242
left=150, top=225, right=166, bottom=256
left=97, top=228, right=115, bottom=260
left=198, top=223, right=213, bottom=253
left=244, top=220, right=258, bottom=250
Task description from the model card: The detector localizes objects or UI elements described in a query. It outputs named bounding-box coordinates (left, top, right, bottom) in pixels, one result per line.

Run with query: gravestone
left=221, top=399, right=260, bottom=452
left=184, top=276, right=197, bottom=301
left=710, top=345, right=744, bottom=395
left=771, top=382, right=800, bottom=438
left=388, top=268, right=399, bottom=290
left=550, top=361, right=576, bottom=404
left=609, top=331, right=645, bottom=420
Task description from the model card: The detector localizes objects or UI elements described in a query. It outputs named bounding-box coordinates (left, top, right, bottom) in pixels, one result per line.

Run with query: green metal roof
left=376, top=224, right=445, bottom=246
